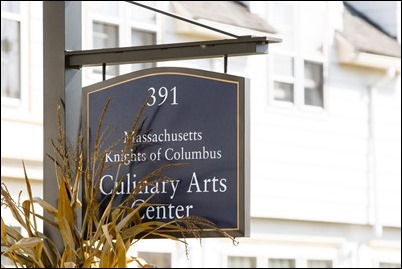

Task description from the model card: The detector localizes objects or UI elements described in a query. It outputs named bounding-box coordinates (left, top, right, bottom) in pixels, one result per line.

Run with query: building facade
left=1, top=1, right=401, bottom=267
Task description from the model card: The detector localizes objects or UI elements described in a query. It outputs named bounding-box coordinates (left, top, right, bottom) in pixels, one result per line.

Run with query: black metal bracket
left=65, top=36, right=281, bottom=69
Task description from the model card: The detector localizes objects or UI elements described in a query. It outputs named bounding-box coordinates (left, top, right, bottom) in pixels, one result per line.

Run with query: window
left=92, top=21, right=119, bottom=77
left=85, top=2, right=158, bottom=83
left=268, top=258, right=296, bottom=268
left=304, top=61, right=323, bottom=107
left=273, top=54, right=294, bottom=103
left=131, top=29, right=156, bottom=71
left=379, top=262, right=401, bottom=268
left=137, top=252, right=171, bottom=268
left=1, top=1, right=21, bottom=103
left=129, top=1, right=157, bottom=72
left=307, top=259, right=333, bottom=268
left=228, top=256, right=257, bottom=268
left=270, top=2, right=325, bottom=109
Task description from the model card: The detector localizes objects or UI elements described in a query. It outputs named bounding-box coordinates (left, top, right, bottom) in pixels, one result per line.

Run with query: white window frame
left=268, top=257, right=297, bottom=268
left=85, top=6, right=121, bottom=82
left=269, top=50, right=297, bottom=109
left=306, top=258, right=334, bottom=268
left=1, top=1, right=28, bottom=110
left=268, top=2, right=327, bottom=112
left=219, top=236, right=338, bottom=268
left=129, top=27, right=157, bottom=72
left=126, top=238, right=176, bottom=267
left=91, top=20, right=120, bottom=78
left=123, top=1, right=158, bottom=75
left=227, top=255, right=258, bottom=268
left=82, top=2, right=159, bottom=86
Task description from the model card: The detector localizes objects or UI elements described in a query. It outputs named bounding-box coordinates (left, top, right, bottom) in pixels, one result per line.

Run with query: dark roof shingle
left=174, top=1, right=276, bottom=34
left=341, top=5, right=401, bottom=58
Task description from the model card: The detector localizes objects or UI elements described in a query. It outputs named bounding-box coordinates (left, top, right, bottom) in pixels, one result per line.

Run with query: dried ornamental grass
left=1, top=101, right=236, bottom=268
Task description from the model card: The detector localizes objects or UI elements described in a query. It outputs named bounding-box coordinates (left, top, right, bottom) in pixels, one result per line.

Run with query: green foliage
left=1, top=101, right=236, bottom=268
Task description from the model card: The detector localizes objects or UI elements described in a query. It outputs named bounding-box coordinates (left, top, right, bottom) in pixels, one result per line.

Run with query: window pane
left=93, top=22, right=118, bottom=49
left=274, top=81, right=294, bottom=103
left=1, top=18, right=20, bottom=100
left=380, top=262, right=401, bottom=268
left=304, top=61, right=323, bottom=107
left=273, top=55, right=294, bottom=77
left=307, top=259, right=333, bottom=268
left=92, top=22, right=118, bottom=76
left=1, top=1, right=20, bottom=13
left=228, top=256, right=257, bottom=268
left=131, top=29, right=156, bottom=71
left=269, top=258, right=296, bottom=268
left=137, top=252, right=171, bottom=268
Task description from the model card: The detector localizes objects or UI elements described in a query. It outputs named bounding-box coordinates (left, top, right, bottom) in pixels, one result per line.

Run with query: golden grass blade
left=115, top=195, right=156, bottom=232
left=114, top=206, right=142, bottom=232
left=59, top=217, right=75, bottom=251
left=3, top=224, right=23, bottom=242
left=115, top=231, right=126, bottom=268
left=5, top=252, right=35, bottom=268
left=120, top=225, right=148, bottom=240
left=1, top=217, right=6, bottom=241
left=1, top=185, right=28, bottom=230
left=57, top=179, right=75, bottom=240
left=32, top=197, right=58, bottom=217
left=89, top=200, right=113, bottom=245
left=146, top=231, right=186, bottom=243
left=143, top=263, right=158, bottom=268
left=22, top=161, right=38, bottom=232
left=98, top=240, right=112, bottom=268
left=126, top=256, right=157, bottom=268
left=60, top=245, right=75, bottom=268
left=101, top=224, right=114, bottom=255
left=71, top=152, right=83, bottom=208
left=41, top=237, right=61, bottom=267
left=81, top=256, right=96, bottom=268
left=22, top=200, right=35, bottom=237
left=6, top=237, right=42, bottom=252
left=34, top=239, right=43, bottom=263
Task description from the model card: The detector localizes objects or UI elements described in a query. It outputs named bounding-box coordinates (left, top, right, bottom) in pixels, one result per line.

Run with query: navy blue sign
left=83, top=67, right=249, bottom=237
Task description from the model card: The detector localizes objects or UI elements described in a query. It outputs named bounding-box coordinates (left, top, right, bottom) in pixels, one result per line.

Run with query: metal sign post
left=43, top=1, right=82, bottom=251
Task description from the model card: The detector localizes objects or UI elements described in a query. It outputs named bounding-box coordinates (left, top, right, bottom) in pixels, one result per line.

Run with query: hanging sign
left=83, top=67, right=249, bottom=237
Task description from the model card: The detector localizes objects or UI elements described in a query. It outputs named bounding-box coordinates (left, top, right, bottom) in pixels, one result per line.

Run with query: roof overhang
left=171, top=1, right=276, bottom=39
left=336, top=32, right=401, bottom=73
left=175, top=17, right=279, bottom=40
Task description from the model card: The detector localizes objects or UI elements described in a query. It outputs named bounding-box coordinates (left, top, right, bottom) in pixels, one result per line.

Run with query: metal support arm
left=65, top=36, right=281, bottom=69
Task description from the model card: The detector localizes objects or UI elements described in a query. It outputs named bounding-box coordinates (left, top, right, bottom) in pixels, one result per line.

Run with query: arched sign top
left=84, top=67, right=245, bottom=93
left=83, top=67, right=249, bottom=237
